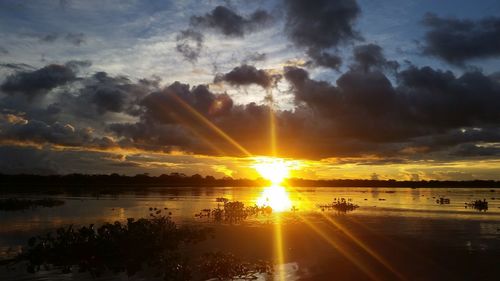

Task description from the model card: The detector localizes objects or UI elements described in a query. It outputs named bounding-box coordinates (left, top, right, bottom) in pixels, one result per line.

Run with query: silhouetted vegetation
left=215, top=197, right=229, bottom=203
left=5, top=211, right=272, bottom=280
left=436, top=197, right=450, bottom=204
left=196, top=201, right=272, bottom=223
left=1, top=174, right=500, bottom=193
left=465, top=199, right=488, bottom=211
left=319, top=198, right=359, bottom=213
left=0, top=198, right=64, bottom=211
left=289, top=178, right=500, bottom=188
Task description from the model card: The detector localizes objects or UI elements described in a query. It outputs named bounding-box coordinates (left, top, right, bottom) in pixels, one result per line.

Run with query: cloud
left=214, top=64, right=275, bottom=88
left=76, top=71, right=153, bottom=115
left=176, top=5, right=273, bottom=62
left=421, top=13, right=500, bottom=64
left=0, top=117, right=92, bottom=147
left=283, top=63, right=500, bottom=158
left=306, top=49, right=342, bottom=69
left=190, top=6, right=273, bottom=37
left=39, top=32, right=87, bottom=46
left=243, top=52, right=267, bottom=63
left=284, top=0, right=361, bottom=68
left=286, top=41, right=500, bottom=143
left=0, top=64, right=77, bottom=96
left=0, top=146, right=58, bottom=175
left=352, top=43, right=399, bottom=72
left=106, top=81, right=237, bottom=154
left=65, top=32, right=86, bottom=46
left=1, top=58, right=500, bottom=166
left=175, top=29, right=204, bottom=62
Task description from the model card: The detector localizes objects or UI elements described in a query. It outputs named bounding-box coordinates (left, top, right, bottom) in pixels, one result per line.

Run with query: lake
left=1, top=186, right=500, bottom=280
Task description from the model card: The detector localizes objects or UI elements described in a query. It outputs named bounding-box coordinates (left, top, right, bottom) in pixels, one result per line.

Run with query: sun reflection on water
left=256, top=185, right=292, bottom=212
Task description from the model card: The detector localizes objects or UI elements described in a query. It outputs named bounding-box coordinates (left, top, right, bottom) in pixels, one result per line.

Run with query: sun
left=253, top=157, right=290, bottom=184
left=253, top=157, right=293, bottom=212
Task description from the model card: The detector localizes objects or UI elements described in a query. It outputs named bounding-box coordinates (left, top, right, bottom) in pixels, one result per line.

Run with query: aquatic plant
left=5, top=210, right=272, bottom=280
left=319, top=198, right=359, bottom=213
left=465, top=199, right=488, bottom=211
left=436, top=197, right=450, bottom=204
left=196, top=201, right=272, bottom=223
left=18, top=211, right=207, bottom=277
left=215, top=197, right=229, bottom=203
left=0, top=198, right=64, bottom=211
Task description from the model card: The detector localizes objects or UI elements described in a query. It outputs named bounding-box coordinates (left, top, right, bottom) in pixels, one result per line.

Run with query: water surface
left=1, top=186, right=499, bottom=280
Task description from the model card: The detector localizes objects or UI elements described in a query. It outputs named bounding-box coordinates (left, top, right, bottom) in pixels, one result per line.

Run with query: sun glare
left=253, top=158, right=293, bottom=212
left=253, top=157, right=290, bottom=184
left=257, top=185, right=292, bottom=212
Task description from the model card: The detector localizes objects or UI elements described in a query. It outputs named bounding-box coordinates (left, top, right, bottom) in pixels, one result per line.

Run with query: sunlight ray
left=289, top=187, right=409, bottom=281
left=321, top=214, right=409, bottom=281
left=274, top=214, right=286, bottom=281
left=296, top=213, right=382, bottom=281
left=154, top=102, right=227, bottom=156
left=348, top=215, right=438, bottom=272
left=168, top=92, right=252, bottom=157
left=268, top=88, right=277, bottom=156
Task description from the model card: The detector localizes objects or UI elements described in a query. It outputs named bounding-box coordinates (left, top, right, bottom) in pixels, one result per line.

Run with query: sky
left=1, top=0, right=500, bottom=180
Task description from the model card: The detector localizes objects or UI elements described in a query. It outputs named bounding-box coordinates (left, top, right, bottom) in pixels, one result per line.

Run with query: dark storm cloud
left=352, top=44, right=399, bottom=72
left=78, top=72, right=143, bottom=115
left=0, top=146, right=58, bottom=175
left=214, top=64, right=274, bottom=88
left=421, top=13, right=500, bottom=64
left=452, top=143, right=500, bottom=157
left=108, top=122, right=198, bottom=153
left=2, top=57, right=500, bottom=163
left=0, top=117, right=92, bottom=147
left=283, top=63, right=500, bottom=158
left=0, top=64, right=77, bottom=96
left=0, top=145, right=141, bottom=175
left=140, top=82, right=231, bottom=121
left=176, top=5, right=273, bottom=62
left=191, top=6, right=273, bottom=37
left=108, top=81, right=237, bottom=155
left=284, top=0, right=361, bottom=68
left=65, top=60, right=92, bottom=71
left=176, top=29, right=204, bottom=62
left=0, top=63, right=33, bottom=71
left=306, top=49, right=342, bottom=69
left=284, top=66, right=408, bottom=143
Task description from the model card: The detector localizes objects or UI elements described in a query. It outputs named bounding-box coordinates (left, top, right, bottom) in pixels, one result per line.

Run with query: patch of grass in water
left=465, top=199, right=488, bottom=211
left=319, top=198, right=359, bottom=213
left=195, top=201, right=273, bottom=223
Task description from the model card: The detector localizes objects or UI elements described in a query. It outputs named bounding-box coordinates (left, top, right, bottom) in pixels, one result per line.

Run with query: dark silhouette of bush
left=319, top=198, right=359, bottom=213
left=7, top=211, right=272, bottom=280
left=1, top=173, right=499, bottom=191
left=196, top=201, right=273, bottom=223
left=20, top=212, right=207, bottom=278
left=465, top=199, right=488, bottom=211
